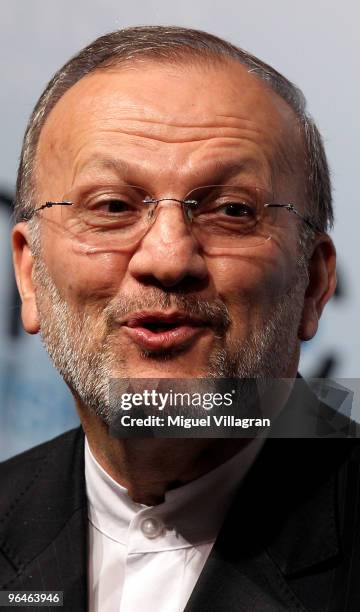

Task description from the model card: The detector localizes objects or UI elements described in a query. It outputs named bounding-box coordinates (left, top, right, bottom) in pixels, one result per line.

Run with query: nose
left=127, top=201, right=208, bottom=288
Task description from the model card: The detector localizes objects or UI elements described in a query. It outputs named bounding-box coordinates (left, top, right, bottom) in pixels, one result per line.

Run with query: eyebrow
left=75, top=155, right=265, bottom=185
left=76, top=156, right=129, bottom=176
left=192, top=159, right=252, bottom=183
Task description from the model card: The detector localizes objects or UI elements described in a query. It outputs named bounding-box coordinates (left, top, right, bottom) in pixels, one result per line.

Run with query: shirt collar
left=85, top=436, right=264, bottom=550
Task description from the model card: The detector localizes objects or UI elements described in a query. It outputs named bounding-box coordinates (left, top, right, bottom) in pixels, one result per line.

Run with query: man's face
left=14, top=58, right=327, bottom=421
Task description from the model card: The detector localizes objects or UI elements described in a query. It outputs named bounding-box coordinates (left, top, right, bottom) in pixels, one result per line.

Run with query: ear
left=298, top=234, right=336, bottom=341
left=12, top=222, right=40, bottom=334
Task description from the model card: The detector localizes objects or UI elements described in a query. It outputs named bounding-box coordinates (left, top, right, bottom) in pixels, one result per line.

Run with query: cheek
left=42, top=233, right=129, bottom=306
left=210, top=250, right=294, bottom=319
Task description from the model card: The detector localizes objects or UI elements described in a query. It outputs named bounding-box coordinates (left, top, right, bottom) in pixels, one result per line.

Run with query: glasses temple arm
left=22, top=201, right=73, bottom=221
left=265, top=203, right=321, bottom=233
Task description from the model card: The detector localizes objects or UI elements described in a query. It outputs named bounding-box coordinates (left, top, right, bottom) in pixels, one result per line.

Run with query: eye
left=101, top=199, right=133, bottom=213
left=220, top=202, right=256, bottom=217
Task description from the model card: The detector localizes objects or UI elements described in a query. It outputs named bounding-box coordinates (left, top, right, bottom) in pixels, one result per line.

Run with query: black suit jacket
left=1, top=387, right=360, bottom=611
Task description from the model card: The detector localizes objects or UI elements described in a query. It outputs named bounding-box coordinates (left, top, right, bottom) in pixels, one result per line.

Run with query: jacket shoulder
left=0, top=427, right=87, bottom=599
left=0, top=427, right=83, bottom=501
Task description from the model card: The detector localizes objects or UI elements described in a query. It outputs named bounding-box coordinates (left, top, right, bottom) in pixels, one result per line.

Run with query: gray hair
left=14, top=25, right=333, bottom=234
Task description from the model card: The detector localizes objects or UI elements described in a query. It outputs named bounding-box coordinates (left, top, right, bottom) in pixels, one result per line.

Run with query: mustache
left=104, top=290, right=231, bottom=334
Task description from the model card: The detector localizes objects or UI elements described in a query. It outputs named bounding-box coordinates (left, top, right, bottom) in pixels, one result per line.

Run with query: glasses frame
left=22, top=187, right=321, bottom=235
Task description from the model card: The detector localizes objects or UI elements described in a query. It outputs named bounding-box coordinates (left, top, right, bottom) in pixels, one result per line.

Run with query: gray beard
left=32, top=254, right=308, bottom=426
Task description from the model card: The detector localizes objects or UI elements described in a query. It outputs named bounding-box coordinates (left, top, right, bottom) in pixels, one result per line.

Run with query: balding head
left=15, top=25, right=332, bottom=236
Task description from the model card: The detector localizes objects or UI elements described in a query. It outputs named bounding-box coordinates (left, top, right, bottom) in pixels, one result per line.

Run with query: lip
left=120, top=311, right=209, bottom=351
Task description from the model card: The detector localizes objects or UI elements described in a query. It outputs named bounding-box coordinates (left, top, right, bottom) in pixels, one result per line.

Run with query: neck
left=78, top=406, right=249, bottom=505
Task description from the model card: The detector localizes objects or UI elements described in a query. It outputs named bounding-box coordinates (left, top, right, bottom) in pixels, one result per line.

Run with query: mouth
left=120, top=311, right=209, bottom=352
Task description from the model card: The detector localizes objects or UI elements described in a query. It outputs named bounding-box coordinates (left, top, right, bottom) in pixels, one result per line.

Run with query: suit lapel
left=184, top=545, right=306, bottom=611
left=0, top=428, right=87, bottom=611
left=185, top=432, right=355, bottom=612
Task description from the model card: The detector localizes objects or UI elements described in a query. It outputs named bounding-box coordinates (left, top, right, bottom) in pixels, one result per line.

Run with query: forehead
left=35, top=58, right=302, bottom=192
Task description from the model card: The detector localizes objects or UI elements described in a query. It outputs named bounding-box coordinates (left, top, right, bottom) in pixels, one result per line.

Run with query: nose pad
left=145, top=199, right=194, bottom=243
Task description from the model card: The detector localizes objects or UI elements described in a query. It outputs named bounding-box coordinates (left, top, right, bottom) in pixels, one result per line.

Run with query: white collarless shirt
left=85, top=437, right=263, bottom=612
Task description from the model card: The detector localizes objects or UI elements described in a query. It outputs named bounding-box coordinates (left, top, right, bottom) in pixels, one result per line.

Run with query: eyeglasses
left=24, top=184, right=319, bottom=253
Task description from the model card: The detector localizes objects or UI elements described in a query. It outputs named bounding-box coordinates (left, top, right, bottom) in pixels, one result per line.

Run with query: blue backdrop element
left=0, top=335, right=79, bottom=461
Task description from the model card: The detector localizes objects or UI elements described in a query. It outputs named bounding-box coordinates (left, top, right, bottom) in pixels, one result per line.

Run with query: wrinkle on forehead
left=96, top=118, right=264, bottom=139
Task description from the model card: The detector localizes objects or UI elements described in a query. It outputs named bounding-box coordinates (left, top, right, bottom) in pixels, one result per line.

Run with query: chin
left=112, top=355, right=206, bottom=379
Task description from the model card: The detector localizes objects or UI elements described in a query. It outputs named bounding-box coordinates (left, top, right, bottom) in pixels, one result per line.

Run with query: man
left=1, top=25, right=359, bottom=611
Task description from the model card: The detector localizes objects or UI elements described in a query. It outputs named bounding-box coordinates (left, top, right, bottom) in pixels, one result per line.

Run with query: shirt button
left=140, top=517, right=164, bottom=539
